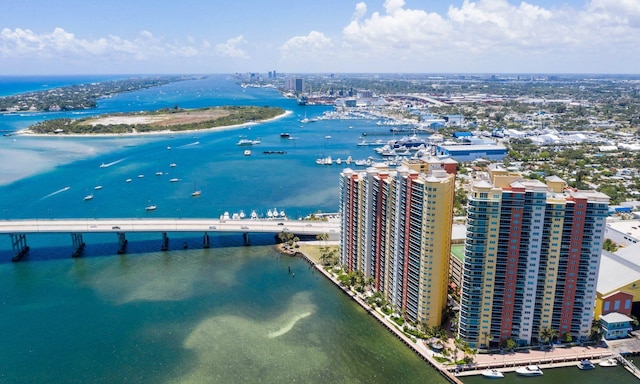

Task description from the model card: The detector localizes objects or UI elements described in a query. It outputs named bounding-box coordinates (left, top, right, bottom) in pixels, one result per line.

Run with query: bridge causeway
left=0, top=218, right=340, bottom=261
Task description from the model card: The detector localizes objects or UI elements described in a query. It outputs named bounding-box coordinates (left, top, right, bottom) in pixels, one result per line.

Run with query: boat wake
left=99, top=158, right=126, bottom=168
left=177, top=141, right=200, bottom=149
left=40, top=186, right=70, bottom=200
left=267, top=311, right=312, bottom=338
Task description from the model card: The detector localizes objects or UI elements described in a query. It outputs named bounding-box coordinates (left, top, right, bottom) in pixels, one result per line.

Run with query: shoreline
left=14, top=110, right=293, bottom=138
left=285, top=243, right=639, bottom=382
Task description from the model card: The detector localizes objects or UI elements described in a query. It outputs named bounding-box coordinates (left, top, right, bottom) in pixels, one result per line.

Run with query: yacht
left=280, top=133, right=290, bottom=138
left=170, top=178, right=180, bottom=183
left=578, top=360, right=596, bottom=370
left=516, top=365, right=543, bottom=376
left=126, top=179, right=132, bottom=183
left=83, top=194, right=94, bottom=201
left=191, top=190, right=202, bottom=197
left=94, top=185, right=103, bottom=190
left=481, top=369, right=504, bottom=379
left=145, top=205, right=157, bottom=211
left=170, top=163, right=177, bottom=167
left=599, top=358, right=618, bottom=367
left=244, top=149, right=251, bottom=156
left=237, top=139, right=260, bottom=146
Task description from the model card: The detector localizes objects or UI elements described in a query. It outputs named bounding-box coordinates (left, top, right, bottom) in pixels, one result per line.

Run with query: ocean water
left=0, top=75, right=449, bottom=384
left=1, top=75, right=636, bottom=384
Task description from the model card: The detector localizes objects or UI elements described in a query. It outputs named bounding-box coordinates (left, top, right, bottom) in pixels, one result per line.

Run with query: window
left=614, top=300, right=620, bottom=310
left=626, top=299, right=632, bottom=309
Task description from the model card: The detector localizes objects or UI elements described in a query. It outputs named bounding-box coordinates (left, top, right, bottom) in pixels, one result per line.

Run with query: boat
left=170, top=178, right=180, bottom=183
left=578, top=360, right=596, bottom=370
left=138, top=174, right=144, bottom=178
left=155, top=171, right=163, bottom=176
left=325, top=135, right=332, bottom=139
left=280, top=133, right=290, bottom=138
left=170, top=163, right=177, bottom=167
left=481, top=369, right=504, bottom=379
left=83, top=194, right=94, bottom=201
left=126, top=179, right=132, bottom=183
left=516, top=365, right=543, bottom=376
left=236, top=139, right=260, bottom=146
left=191, top=190, right=201, bottom=197
left=244, top=149, right=251, bottom=156
left=94, top=185, right=103, bottom=190
left=145, top=205, right=157, bottom=211
left=315, top=156, right=332, bottom=165
left=599, top=358, right=618, bottom=367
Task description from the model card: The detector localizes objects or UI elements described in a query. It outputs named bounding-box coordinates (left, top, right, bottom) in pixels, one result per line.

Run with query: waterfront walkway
left=291, top=242, right=630, bottom=382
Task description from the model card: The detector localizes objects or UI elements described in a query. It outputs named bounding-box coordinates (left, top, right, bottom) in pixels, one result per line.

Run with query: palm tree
left=540, top=327, right=558, bottom=346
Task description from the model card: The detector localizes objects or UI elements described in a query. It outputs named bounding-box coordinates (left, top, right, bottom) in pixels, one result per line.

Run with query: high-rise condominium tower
left=458, top=166, right=609, bottom=348
left=340, top=158, right=457, bottom=326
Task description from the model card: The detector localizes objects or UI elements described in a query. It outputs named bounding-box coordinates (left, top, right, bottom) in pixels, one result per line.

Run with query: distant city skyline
left=1, top=0, right=638, bottom=75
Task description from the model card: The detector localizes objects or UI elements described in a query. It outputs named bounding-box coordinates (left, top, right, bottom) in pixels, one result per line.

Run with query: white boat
left=170, top=163, right=177, bottom=167
left=126, top=179, right=132, bottom=183
left=481, top=369, right=504, bottom=379
left=170, top=178, right=179, bottom=183
left=138, top=174, right=144, bottom=178
left=145, top=205, right=157, bottom=211
left=244, top=149, right=251, bottom=156
left=599, top=358, right=618, bottom=367
left=191, top=190, right=201, bottom=197
left=516, top=365, right=543, bottom=376
left=83, top=194, right=94, bottom=201
left=578, top=360, right=595, bottom=370
left=155, top=171, right=163, bottom=176
left=315, top=156, right=332, bottom=165
left=237, top=139, right=260, bottom=146
left=94, top=185, right=103, bottom=190
left=250, top=210, right=258, bottom=219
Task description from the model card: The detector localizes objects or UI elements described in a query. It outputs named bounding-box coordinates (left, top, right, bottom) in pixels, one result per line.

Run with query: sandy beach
left=16, top=109, right=292, bottom=138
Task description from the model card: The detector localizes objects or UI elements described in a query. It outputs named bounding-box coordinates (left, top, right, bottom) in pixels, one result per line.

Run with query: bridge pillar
left=243, top=232, right=250, bottom=246
left=203, top=232, right=210, bottom=248
left=161, top=232, right=169, bottom=251
left=71, top=232, right=85, bottom=258
left=10, top=233, right=29, bottom=262
left=117, top=232, right=127, bottom=254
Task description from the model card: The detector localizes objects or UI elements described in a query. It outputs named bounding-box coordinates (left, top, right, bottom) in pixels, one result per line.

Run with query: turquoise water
left=0, top=76, right=450, bottom=383
left=0, top=75, right=636, bottom=383
left=0, top=246, right=449, bottom=384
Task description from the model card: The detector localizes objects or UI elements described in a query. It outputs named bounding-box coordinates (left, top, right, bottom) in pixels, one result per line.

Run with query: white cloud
left=214, top=35, right=249, bottom=59
left=335, top=0, right=640, bottom=72
left=0, top=27, right=242, bottom=64
left=280, top=31, right=333, bottom=60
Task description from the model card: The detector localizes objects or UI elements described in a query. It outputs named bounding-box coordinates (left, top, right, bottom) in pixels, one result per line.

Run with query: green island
left=23, top=106, right=286, bottom=135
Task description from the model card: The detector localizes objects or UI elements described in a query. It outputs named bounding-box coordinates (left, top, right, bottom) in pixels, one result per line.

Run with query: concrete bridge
left=0, top=218, right=340, bottom=261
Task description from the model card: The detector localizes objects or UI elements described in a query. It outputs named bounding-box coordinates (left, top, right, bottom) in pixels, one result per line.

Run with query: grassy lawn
left=297, top=244, right=339, bottom=264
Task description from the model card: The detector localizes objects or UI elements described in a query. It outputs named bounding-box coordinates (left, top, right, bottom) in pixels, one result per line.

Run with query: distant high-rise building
left=340, top=158, right=458, bottom=326
left=295, top=78, right=304, bottom=93
left=458, top=166, right=609, bottom=348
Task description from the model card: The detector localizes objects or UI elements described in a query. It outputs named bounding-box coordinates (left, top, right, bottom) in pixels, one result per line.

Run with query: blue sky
left=1, top=0, right=638, bottom=75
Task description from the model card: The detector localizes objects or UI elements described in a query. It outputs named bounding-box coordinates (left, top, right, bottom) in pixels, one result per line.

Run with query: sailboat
left=191, top=181, right=201, bottom=197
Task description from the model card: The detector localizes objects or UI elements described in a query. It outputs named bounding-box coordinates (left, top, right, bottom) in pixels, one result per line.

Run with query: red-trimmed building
left=458, top=166, right=610, bottom=348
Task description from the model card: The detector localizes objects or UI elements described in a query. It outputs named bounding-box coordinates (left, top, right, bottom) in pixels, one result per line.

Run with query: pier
left=0, top=218, right=339, bottom=261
